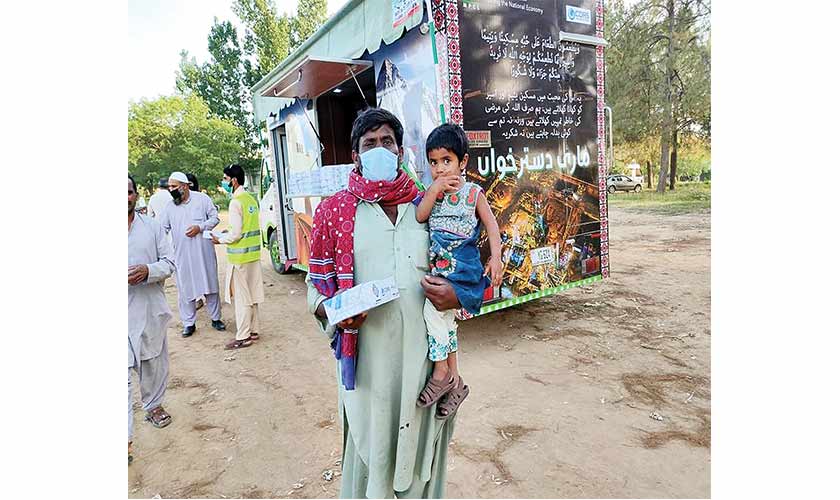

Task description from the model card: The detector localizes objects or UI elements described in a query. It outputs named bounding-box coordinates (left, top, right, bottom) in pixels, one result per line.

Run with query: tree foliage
left=291, top=0, right=328, bottom=49
left=130, top=1, right=332, bottom=190
left=175, top=1, right=330, bottom=155
left=615, top=134, right=709, bottom=180
left=605, top=1, right=658, bottom=144
left=233, top=0, right=329, bottom=74
left=128, top=95, right=244, bottom=193
left=605, top=0, right=711, bottom=191
left=674, top=135, right=711, bottom=179
left=176, top=19, right=261, bottom=154
left=232, top=0, right=291, bottom=75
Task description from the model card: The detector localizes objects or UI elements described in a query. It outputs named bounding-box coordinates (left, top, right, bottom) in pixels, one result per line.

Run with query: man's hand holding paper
left=322, top=277, right=400, bottom=326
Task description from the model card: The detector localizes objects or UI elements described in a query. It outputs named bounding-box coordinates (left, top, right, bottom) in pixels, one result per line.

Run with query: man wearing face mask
left=306, top=108, right=462, bottom=498
left=210, top=164, right=264, bottom=350
left=160, top=171, right=226, bottom=337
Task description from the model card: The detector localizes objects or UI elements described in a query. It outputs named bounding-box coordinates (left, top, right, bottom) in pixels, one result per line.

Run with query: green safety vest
left=227, top=191, right=261, bottom=265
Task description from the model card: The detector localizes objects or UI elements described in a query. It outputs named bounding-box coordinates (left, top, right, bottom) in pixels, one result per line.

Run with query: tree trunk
left=669, top=129, right=678, bottom=190
left=646, top=160, right=652, bottom=189
left=656, top=0, right=676, bottom=194
left=657, top=129, right=671, bottom=193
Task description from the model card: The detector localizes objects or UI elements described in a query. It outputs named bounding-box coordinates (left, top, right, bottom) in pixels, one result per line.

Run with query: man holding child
left=306, top=108, right=471, bottom=498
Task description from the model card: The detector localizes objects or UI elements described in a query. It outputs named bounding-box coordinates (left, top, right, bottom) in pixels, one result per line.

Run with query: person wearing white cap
left=160, top=171, right=226, bottom=336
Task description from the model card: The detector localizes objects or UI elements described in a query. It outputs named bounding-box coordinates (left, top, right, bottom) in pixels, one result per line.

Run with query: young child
left=415, top=123, right=503, bottom=419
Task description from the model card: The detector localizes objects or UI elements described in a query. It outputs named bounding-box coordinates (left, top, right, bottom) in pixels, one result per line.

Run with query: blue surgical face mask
left=221, top=180, right=233, bottom=194
left=359, top=147, right=399, bottom=182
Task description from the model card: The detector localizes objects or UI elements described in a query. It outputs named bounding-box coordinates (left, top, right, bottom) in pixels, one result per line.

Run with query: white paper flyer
left=323, top=277, right=400, bottom=326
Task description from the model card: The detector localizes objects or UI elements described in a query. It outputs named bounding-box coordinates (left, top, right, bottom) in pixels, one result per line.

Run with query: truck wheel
left=634, top=185, right=642, bottom=192
left=608, top=185, right=616, bottom=194
left=268, top=231, right=292, bottom=274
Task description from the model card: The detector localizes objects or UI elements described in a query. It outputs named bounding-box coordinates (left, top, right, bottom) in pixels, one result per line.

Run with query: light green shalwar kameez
left=307, top=202, right=457, bottom=499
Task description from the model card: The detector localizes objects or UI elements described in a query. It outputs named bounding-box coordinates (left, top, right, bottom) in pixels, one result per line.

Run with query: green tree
left=128, top=95, right=245, bottom=193
left=669, top=23, right=710, bottom=187
left=604, top=0, right=710, bottom=192
left=291, top=0, right=328, bottom=49
left=614, top=136, right=660, bottom=188
left=176, top=19, right=261, bottom=153
left=605, top=0, right=658, bottom=144
left=675, top=135, right=711, bottom=180
left=233, top=0, right=329, bottom=71
left=232, top=0, right=291, bottom=75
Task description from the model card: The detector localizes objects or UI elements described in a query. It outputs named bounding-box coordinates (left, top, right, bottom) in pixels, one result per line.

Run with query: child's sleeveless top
left=428, top=181, right=482, bottom=237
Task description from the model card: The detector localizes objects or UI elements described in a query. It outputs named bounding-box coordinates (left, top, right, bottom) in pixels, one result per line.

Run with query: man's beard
left=128, top=201, right=136, bottom=214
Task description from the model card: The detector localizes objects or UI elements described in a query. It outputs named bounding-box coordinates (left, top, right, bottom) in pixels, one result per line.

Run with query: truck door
left=272, top=128, right=298, bottom=262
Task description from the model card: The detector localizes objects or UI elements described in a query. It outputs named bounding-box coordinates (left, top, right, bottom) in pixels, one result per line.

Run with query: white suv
left=607, top=175, right=642, bottom=193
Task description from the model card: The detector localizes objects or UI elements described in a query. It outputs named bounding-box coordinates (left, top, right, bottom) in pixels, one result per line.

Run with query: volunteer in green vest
left=211, top=164, right=265, bottom=350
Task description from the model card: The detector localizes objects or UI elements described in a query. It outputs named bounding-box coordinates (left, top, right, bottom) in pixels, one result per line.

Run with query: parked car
left=607, top=175, right=642, bottom=193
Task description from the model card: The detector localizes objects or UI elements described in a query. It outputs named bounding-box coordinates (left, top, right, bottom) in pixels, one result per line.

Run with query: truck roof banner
left=393, top=0, right=423, bottom=28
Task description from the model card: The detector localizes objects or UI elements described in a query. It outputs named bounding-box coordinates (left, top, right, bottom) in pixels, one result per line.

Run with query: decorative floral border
left=432, top=0, right=449, bottom=121
left=432, top=0, right=464, bottom=125
left=595, top=0, right=610, bottom=278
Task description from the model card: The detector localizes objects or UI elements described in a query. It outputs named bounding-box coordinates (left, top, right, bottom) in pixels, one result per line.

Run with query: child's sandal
left=417, top=375, right=457, bottom=408
left=436, top=377, right=469, bottom=419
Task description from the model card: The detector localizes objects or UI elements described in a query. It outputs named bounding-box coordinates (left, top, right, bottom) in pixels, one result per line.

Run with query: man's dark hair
left=128, top=174, right=137, bottom=193
left=158, top=177, right=168, bottom=189
left=350, top=107, right=404, bottom=152
left=186, top=173, right=200, bottom=191
left=425, top=123, right=469, bottom=162
left=224, top=164, right=245, bottom=186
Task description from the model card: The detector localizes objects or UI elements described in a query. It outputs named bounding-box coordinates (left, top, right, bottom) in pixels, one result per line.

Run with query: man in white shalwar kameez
left=160, top=171, right=226, bottom=337
left=128, top=175, right=175, bottom=465
left=147, top=177, right=170, bottom=220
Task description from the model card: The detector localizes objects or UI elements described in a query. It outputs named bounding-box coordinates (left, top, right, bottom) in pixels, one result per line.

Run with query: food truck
left=251, top=0, right=610, bottom=316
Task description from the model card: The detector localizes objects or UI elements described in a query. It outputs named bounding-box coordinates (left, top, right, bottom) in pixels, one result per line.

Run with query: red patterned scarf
left=309, top=169, right=420, bottom=390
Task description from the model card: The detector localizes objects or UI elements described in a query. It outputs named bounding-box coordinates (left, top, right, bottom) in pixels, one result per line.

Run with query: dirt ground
left=128, top=206, right=710, bottom=499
